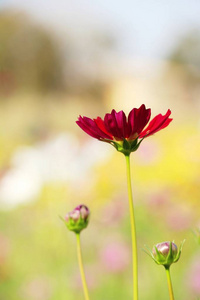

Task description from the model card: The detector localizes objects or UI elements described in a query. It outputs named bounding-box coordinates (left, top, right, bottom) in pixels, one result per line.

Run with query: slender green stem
left=125, top=154, right=138, bottom=300
left=76, top=233, right=90, bottom=300
left=165, top=267, right=175, bottom=300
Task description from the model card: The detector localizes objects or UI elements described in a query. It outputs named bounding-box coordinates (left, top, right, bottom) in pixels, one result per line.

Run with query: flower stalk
left=165, top=267, right=175, bottom=300
left=125, top=154, right=138, bottom=300
left=76, top=233, right=90, bottom=300
left=62, top=205, right=90, bottom=300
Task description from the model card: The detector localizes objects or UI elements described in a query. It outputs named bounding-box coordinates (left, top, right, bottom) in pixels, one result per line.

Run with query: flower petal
left=94, top=117, right=113, bottom=139
left=113, top=110, right=131, bottom=138
left=76, top=116, right=112, bottom=140
left=139, top=109, right=172, bottom=138
left=76, top=116, right=101, bottom=139
left=128, top=104, right=151, bottom=137
left=104, top=110, right=125, bottom=140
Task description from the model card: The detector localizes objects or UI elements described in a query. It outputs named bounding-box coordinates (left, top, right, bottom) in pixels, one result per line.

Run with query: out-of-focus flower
left=144, top=241, right=184, bottom=268
left=148, top=191, right=170, bottom=209
left=76, top=104, right=172, bottom=155
left=0, top=133, right=111, bottom=209
left=0, top=234, right=10, bottom=280
left=188, top=255, right=200, bottom=296
left=100, top=241, right=130, bottom=273
left=64, top=205, right=90, bottom=234
left=0, top=234, right=10, bottom=265
left=136, top=139, right=161, bottom=165
left=166, top=205, right=192, bottom=231
left=20, top=276, right=53, bottom=300
left=100, top=197, right=126, bottom=225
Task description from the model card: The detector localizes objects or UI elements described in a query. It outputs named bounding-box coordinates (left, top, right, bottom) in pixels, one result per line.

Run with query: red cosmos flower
left=76, top=104, right=172, bottom=155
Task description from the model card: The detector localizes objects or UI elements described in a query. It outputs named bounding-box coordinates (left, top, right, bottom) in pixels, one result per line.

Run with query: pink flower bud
left=144, top=240, right=185, bottom=269
left=64, top=205, right=90, bottom=234
left=75, top=205, right=89, bottom=220
left=153, top=241, right=178, bottom=258
left=70, top=210, right=80, bottom=222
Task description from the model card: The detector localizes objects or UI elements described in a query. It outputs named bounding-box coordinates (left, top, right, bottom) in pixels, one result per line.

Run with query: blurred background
left=0, top=0, right=200, bottom=299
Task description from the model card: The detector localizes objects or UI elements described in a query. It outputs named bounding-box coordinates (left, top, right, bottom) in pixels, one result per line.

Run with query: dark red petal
left=128, top=104, right=151, bottom=137
left=94, top=117, right=113, bottom=139
left=139, top=109, right=172, bottom=138
left=104, top=109, right=124, bottom=140
left=114, top=110, right=131, bottom=138
left=76, top=116, right=102, bottom=139
left=76, top=116, right=113, bottom=140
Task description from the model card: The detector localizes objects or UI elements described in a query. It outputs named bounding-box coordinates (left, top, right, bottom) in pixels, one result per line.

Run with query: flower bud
left=144, top=240, right=185, bottom=269
left=153, top=242, right=178, bottom=267
left=64, top=205, right=90, bottom=234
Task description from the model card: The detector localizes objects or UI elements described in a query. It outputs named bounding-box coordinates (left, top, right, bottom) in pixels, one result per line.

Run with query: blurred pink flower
left=147, top=190, right=170, bottom=210
left=21, top=276, right=53, bottom=300
left=100, top=197, right=126, bottom=225
left=100, top=241, right=130, bottom=273
left=188, top=256, right=200, bottom=296
left=0, top=233, right=10, bottom=265
left=136, top=140, right=161, bottom=165
left=166, top=205, right=192, bottom=231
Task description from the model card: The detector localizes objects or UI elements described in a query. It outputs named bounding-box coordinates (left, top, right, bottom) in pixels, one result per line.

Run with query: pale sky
left=1, top=0, right=200, bottom=58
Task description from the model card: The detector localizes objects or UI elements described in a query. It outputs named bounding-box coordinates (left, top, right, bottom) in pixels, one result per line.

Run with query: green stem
left=165, top=267, right=175, bottom=300
left=76, top=233, right=90, bottom=300
left=125, top=154, right=138, bottom=300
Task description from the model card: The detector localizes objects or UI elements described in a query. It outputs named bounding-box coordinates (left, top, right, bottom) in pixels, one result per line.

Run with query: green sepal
left=101, top=137, right=145, bottom=155
left=142, top=245, right=158, bottom=264
left=174, top=239, right=185, bottom=263
left=59, top=215, right=65, bottom=222
left=154, top=246, right=167, bottom=264
left=114, top=141, right=131, bottom=156
left=164, top=242, right=174, bottom=267
left=64, top=216, right=89, bottom=234
left=130, top=138, right=139, bottom=151
left=123, top=139, right=131, bottom=150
